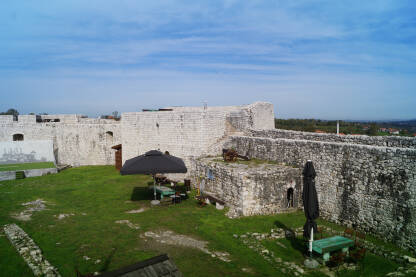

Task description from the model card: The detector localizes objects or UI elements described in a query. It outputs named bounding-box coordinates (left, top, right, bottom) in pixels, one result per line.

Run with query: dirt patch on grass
left=143, top=230, right=231, bottom=262
left=115, top=220, right=140, bottom=229
left=54, top=213, right=75, bottom=220
left=11, top=199, right=47, bottom=221
left=125, top=208, right=147, bottom=214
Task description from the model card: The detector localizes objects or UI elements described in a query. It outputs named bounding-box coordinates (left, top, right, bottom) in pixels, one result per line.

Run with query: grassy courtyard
left=0, top=166, right=412, bottom=276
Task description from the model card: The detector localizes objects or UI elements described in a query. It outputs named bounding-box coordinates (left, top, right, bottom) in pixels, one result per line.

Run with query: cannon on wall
left=222, top=148, right=250, bottom=162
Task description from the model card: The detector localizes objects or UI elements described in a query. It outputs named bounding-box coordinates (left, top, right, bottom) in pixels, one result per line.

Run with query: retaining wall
left=0, top=168, right=58, bottom=181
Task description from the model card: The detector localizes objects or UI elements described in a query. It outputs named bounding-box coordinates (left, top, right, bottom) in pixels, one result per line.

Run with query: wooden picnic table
left=312, top=236, right=354, bottom=262
left=149, top=185, right=175, bottom=199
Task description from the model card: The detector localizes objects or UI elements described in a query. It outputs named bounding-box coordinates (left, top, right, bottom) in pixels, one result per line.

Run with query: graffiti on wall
left=0, top=147, right=48, bottom=164
left=0, top=140, right=55, bottom=165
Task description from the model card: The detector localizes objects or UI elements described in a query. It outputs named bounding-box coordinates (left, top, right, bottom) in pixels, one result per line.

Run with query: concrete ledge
left=0, top=168, right=58, bottom=181
left=0, top=171, right=15, bottom=181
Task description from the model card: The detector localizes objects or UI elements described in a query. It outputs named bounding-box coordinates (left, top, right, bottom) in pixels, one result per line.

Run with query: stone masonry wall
left=0, top=121, right=121, bottom=166
left=250, top=129, right=416, bottom=149
left=121, top=102, right=275, bottom=169
left=226, top=135, right=416, bottom=251
left=0, top=102, right=273, bottom=169
left=191, top=157, right=302, bottom=217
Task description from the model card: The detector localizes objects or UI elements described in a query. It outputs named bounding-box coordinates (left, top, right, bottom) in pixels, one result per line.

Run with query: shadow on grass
left=274, top=220, right=307, bottom=256
left=75, top=248, right=118, bottom=277
left=131, top=184, right=189, bottom=202
left=100, top=247, right=117, bottom=273
left=131, top=187, right=153, bottom=201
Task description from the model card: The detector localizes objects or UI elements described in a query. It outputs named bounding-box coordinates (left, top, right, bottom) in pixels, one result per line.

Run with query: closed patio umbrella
left=302, top=160, right=319, bottom=258
left=120, top=150, right=187, bottom=204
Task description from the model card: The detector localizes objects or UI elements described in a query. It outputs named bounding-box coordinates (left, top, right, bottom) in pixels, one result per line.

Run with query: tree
left=367, top=123, right=378, bottom=136
left=0, top=108, right=19, bottom=116
left=112, top=111, right=119, bottom=119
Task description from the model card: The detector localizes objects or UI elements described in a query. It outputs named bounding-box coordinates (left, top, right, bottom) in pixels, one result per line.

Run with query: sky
left=0, top=0, right=415, bottom=120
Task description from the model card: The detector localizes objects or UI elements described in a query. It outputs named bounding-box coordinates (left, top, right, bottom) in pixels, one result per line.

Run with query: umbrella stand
left=304, top=227, right=319, bottom=268
left=153, top=174, right=156, bottom=200
left=151, top=174, right=160, bottom=205
left=309, top=227, right=313, bottom=258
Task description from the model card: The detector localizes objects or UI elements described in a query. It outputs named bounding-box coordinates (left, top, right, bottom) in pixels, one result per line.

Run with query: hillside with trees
left=275, top=119, right=416, bottom=137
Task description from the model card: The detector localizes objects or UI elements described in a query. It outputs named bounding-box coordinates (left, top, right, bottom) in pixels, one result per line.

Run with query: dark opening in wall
left=287, top=187, right=294, bottom=208
left=13, top=134, right=24, bottom=141
left=106, top=131, right=114, bottom=141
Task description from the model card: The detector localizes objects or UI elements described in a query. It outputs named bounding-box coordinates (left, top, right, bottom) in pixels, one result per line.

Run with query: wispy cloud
left=0, top=0, right=415, bottom=119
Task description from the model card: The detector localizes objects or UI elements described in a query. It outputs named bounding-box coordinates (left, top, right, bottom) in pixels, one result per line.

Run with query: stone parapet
left=249, top=129, right=416, bottom=149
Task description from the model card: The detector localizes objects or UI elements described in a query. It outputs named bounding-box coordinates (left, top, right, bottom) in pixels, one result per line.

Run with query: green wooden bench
left=149, top=185, right=175, bottom=199
left=312, top=236, right=354, bottom=262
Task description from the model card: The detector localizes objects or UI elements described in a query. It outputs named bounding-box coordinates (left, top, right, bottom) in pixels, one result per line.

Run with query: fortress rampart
left=225, top=135, right=416, bottom=251
left=0, top=102, right=274, bottom=167
left=0, top=115, right=121, bottom=166
left=120, top=102, right=274, bottom=167
left=1, top=102, right=415, bottom=251
left=250, top=129, right=416, bottom=149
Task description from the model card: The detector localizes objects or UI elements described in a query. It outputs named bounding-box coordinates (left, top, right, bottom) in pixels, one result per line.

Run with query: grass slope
left=0, top=166, right=406, bottom=277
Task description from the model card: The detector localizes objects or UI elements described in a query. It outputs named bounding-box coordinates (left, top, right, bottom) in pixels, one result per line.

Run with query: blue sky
left=0, top=0, right=415, bottom=120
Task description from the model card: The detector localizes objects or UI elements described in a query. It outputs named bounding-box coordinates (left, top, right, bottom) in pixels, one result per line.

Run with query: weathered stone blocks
left=226, top=135, right=416, bottom=252
left=191, top=157, right=301, bottom=217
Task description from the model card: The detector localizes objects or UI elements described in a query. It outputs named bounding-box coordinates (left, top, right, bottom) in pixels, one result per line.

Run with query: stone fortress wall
left=249, top=129, right=416, bottom=149
left=0, top=114, right=121, bottom=166
left=191, top=157, right=302, bottom=217
left=120, top=102, right=275, bottom=167
left=0, top=102, right=274, bottom=168
left=1, top=102, right=415, bottom=251
left=225, top=133, right=416, bottom=251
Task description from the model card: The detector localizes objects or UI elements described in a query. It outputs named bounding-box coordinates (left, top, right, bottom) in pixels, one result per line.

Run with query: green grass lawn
left=0, top=162, right=55, bottom=172
left=0, top=166, right=409, bottom=277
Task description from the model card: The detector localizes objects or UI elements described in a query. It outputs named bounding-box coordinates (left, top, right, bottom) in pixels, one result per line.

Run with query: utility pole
left=337, top=120, right=339, bottom=135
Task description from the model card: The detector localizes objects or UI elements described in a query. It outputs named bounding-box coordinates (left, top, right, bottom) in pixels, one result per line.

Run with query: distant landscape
left=275, top=119, right=416, bottom=137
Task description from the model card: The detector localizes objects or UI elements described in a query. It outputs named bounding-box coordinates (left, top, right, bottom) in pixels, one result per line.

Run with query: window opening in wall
left=287, top=187, right=294, bottom=208
left=13, top=134, right=24, bottom=141
left=105, top=131, right=114, bottom=140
